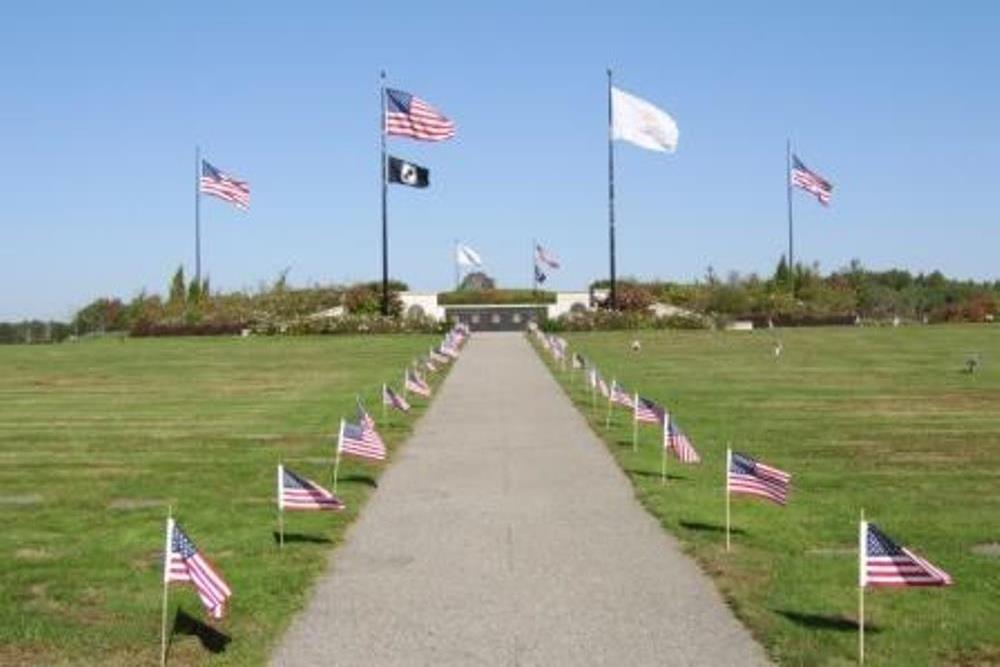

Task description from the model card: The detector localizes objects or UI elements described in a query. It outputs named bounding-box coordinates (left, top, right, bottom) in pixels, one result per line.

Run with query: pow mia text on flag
left=388, top=156, right=429, bottom=188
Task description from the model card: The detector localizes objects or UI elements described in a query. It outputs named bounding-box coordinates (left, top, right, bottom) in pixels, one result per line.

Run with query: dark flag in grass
left=382, top=384, right=411, bottom=413
left=727, top=450, right=791, bottom=505
left=387, top=156, right=429, bottom=188
left=862, top=522, right=953, bottom=587
left=279, top=465, right=343, bottom=511
left=164, top=519, right=232, bottom=619
left=634, top=395, right=664, bottom=425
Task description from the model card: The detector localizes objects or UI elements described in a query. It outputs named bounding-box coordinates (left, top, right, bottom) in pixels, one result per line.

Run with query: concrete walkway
left=272, top=333, right=769, bottom=666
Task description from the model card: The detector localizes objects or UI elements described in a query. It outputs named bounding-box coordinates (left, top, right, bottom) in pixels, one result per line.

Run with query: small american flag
left=634, top=395, right=664, bottom=425
left=200, top=160, right=250, bottom=210
left=357, top=399, right=386, bottom=451
left=338, top=418, right=386, bottom=461
left=430, top=348, right=450, bottom=364
left=404, top=368, right=431, bottom=398
left=610, top=380, right=634, bottom=409
left=279, top=465, right=343, bottom=511
left=862, top=522, right=952, bottom=588
left=727, top=450, right=791, bottom=505
left=423, top=357, right=438, bottom=373
left=791, top=155, right=833, bottom=206
left=382, top=384, right=410, bottom=413
left=164, top=519, right=232, bottom=619
left=664, top=415, right=700, bottom=463
left=385, top=88, right=455, bottom=141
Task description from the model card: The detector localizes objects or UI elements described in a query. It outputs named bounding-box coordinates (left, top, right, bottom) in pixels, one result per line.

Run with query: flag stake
left=632, top=392, right=639, bottom=452
left=333, top=419, right=344, bottom=494
left=160, top=506, right=172, bottom=667
left=660, top=419, right=667, bottom=485
left=725, top=447, right=732, bottom=552
left=277, top=463, right=284, bottom=550
left=381, top=384, right=387, bottom=425
left=605, top=382, right=614, bottom=429
left=859, top=507, right=866, bottom=665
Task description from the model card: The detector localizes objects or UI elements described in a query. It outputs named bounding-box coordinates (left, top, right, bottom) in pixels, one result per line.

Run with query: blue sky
left=1, top=1, right=998, bottom=319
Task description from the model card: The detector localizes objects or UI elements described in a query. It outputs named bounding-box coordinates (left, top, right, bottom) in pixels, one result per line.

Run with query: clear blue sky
left=2, top=1, right=998, bottom=320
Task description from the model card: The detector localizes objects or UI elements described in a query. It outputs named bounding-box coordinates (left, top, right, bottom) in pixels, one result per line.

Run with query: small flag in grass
left=404, top=368, right=431, bottom=398
left=382, top=384, right=410, bottom=413
left=572, top=353, right=586, bottom=370
left=862, top=522, right=953, bottom=588
left=664, top=415, right=700, bottom=463
left=165, top=519, right=232, bottom=619
left=338, top=418, right=386, bottom=461
left=279, top=465, right=344, bottom=511
left=430, top=348, right=450, bottom=364
left=634, top=395, right=664, bottom=425
left=727, top=450, right=791, bottom=505
left=357, top=399, right=386, bottom=452
left=610, top=380, right=634, bottom=408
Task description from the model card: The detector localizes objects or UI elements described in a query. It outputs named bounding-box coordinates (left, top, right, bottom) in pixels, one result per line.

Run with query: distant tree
left=459, top=271, right=496, bottom=291
left=168, top=266, right=186, bottom=308
left=773, top=255, right=790, bottom=287
left=187, top=277, right=202, bottom=304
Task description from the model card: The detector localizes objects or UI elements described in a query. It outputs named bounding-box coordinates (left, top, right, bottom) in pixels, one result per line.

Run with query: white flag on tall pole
left=611, top=86, right=679, bottom=153
left=456, top=243, right=483, bottom=268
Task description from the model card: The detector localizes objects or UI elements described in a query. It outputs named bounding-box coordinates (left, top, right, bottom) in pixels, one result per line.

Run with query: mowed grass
left=0, top=334, right=441, bottom=666
left=541, top=325, right=999, bottom=666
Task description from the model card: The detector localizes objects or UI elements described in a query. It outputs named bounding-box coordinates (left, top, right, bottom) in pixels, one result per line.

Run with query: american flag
left=164, top=519, right=232, bottom=619
left=610, top=380, right=634, bottom=409
left=200, top=160, right=250, bottom=210
left=382, top=384, right=411, bottom=413
left=862, top=522, right=952, bottom=587
left=423, top=357, right=438, bottom=373
left=279, top=465, right=343, bottom=511
left=357, top=400, right=386, bottom=452
left=664, top=415, right=700, bottom=463
left=338, top=418, right=386, bottom=461
left=385, top=88, right=455, bottom=141
left=404, top=368, right=431, bottom=398
left=791, top=155, right=833, bottom=205
left=634, top=395, right=665, bottom=425
left=439, top=344, right=460, bottom=360
left=727, top=450, right=791, bottom=505
left=535, top=244, right=560, bottom=269
left=430, top=348, right=450, bottom=364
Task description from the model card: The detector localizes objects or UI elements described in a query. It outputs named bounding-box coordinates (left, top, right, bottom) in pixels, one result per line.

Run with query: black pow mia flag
left=387, top=156, right=429, bottom=188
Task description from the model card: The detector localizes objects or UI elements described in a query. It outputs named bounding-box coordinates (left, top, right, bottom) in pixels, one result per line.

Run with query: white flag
left=456, top=243, right=482, bottom=268
left=611, top=86, right=679, bottom=153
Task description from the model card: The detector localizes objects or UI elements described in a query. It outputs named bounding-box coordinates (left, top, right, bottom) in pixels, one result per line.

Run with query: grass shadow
left=774, top=609, right=880, bottom=634
left=678, top=520, right=746, bottom=536
left=627, top=468, right=687, bottom=482
left=172, top=608, right=231, bottom=654
left=339, top=474, right=378, bottom=488
left=272, top=531, right=332, bottom=545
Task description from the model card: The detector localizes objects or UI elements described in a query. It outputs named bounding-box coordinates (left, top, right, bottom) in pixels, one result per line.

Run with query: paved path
left=272, top=333, right=769, bottom=666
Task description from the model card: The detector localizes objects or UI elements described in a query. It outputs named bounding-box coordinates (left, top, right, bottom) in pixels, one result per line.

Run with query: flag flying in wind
left=861, top=522, right=953, bottom=588
left=382, top=384, right=411, bottom=413
left=456, top=243, right=482, bottom=268
left=385, top=88, right=455, bottom=141
left=200, top=160, right=250, bottom=210
left=791, top=155, right=833, bottom=205
left=338, top=418, right=386, bottom=461
left=279, top=465, right=344, bottom=511
left=535, top=244, right=560, bottom=269
left=610, top=380, right=634, bottom=408
left=634, top=395, right=665, bottom=425
left=164, top=519, right=232, bottom=619
left=611, top=86, right=679, bottom=153
left=534, top=264, right=547, bottom=284
left=727, top=450, right=791, bottom=505
left=664, top=415, right=700, bottom=463
left=387, top=156, right=430, bottom=188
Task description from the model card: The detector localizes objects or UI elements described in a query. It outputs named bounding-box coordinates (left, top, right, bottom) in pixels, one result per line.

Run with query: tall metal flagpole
left=380, top=71, right=390, bottom=316
left=194, top=146, right=202, bottom=285
left=786, top=139, right=794, bottom=278
left=607, top=69, right=617, bottom=309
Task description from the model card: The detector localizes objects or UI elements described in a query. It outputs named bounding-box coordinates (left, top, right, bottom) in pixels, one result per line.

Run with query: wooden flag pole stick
left=661, top=419, right=667, bottom=485
left=605, top=381, right=615, bottom=429
left=160, top=506, right=172, bottom=667
left=859, top=507, right=866, bottom=665
left=632, top=392, right=639, bottom=452
left=277, top=463, right=284, bottom=550
left=333, top=419, right=344, bottom=494
left=725, top=447, right=732, bottom=552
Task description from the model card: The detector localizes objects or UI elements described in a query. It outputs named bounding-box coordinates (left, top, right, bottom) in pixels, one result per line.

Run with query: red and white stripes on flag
left=338, top=418, right=386, bottom=462
left=430, top=348, right=450, bottom=364
left=357, top=401, right=386, bottom=452
left=664, top=414, right=701, bottom=463
left=861, top=521, right=953, bottom=588
left=404, top=368, right=431, bottom=398
left=382, top=384, right=411, bottom=413
left=164, top=518, right=232, bottom=619
left=610, top=380, right=634, bottom=409
left=385, top=88, right=455, bottom=141
left=634, top=394, right=664, bottom=425
left=278, top=465, right=344, bottom=511
left=200, top=160, right=250, bottom=210
left=727, top=449, right=791, bottom=506
left=791, top=154, right=833, bottom=206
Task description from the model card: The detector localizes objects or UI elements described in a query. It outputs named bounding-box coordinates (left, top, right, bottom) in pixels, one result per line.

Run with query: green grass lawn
left=0, top=335, right=442, bottom=666
left=539, top=325, right=1000, bottom=667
